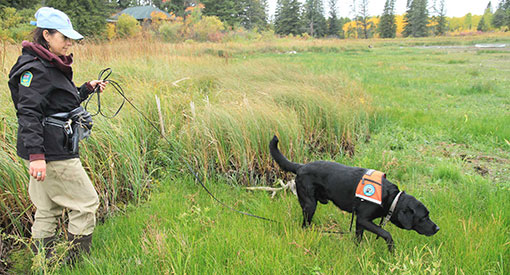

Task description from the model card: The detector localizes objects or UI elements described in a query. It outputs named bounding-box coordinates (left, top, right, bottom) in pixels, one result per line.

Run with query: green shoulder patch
left=20, top=71, right=33, bottom=87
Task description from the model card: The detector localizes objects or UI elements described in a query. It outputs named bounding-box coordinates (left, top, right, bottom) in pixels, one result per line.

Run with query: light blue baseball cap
left=30, top=7, right=83, bottom=40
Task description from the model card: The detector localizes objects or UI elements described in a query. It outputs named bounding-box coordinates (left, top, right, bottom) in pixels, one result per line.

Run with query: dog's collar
left=380, top=191, right=403, bottom=228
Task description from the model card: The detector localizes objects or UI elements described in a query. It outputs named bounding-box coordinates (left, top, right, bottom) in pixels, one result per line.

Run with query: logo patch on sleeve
left=20, top=71, right=33, bottom=87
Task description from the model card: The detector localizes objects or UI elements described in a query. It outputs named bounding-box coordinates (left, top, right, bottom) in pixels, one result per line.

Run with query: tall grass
left=0, top=38, right=371, bottom=268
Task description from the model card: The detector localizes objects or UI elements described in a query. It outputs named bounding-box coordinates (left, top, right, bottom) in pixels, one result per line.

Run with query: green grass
left=1, top=36, right=510, bottom=273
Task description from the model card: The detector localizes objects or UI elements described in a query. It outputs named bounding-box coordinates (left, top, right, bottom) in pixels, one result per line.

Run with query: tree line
left=1, top=0, right=510, bottom=40
left=275, top=0, right=510, bottom=38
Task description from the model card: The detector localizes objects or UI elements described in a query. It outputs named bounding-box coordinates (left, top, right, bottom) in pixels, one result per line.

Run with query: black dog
left=269, top=135, right=439, bottom=251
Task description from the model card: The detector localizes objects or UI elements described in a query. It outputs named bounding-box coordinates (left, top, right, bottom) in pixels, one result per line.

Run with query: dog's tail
left=269, top=135, right=302, bottom=174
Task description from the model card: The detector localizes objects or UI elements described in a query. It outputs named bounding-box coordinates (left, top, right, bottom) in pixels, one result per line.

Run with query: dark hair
left=32, top=28, right=57, bottom=49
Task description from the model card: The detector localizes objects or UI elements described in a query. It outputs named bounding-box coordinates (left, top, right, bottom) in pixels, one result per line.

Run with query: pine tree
left=303, top=0, right=327, bottom=37
left=201, top=0, right=243, bottom=27
left=492, top=0, right=510, bottom=29
left=432, top=0, right=447, bottom=35
left=482, top=1, right=493, bottom=30
left=378, top=0, right=396, bottom=38
left=201, top=0, right=268, bottom=30
left=274, top=0, right=302, bottom=35
left=403, top=0, right=429, bottom=37
left=327, top=0, right=343, bottom=37
left=355, top=0, right=374, bottom=39
left=477, top=16, right=488, bottom=31
left=46, top=0, right=112, bottom=38
left=238, top=0, right=268, bottom=30
left=402, top=0, right=412, bottom=37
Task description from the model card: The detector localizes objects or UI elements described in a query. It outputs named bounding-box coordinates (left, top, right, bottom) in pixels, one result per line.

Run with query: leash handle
left=84, top=68, right=125, bottom=118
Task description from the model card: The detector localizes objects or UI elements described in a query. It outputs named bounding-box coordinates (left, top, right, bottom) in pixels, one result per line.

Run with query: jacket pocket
left=43, top=124, right=71, bottom=157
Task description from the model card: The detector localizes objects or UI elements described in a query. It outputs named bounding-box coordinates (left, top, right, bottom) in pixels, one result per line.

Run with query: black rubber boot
left=30, top=236, right=56, bottom=260
left=66, top=232, right=93, bottom=265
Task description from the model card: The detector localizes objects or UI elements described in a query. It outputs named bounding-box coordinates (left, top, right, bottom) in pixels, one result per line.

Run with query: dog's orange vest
left=355, top=169, right=386, bottom=205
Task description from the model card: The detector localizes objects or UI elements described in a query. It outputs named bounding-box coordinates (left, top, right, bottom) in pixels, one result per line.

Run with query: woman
left=8, top=7, right=106, bottom=262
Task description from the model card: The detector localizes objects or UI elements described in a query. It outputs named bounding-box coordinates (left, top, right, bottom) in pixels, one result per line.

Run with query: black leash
left=84, top=68, right=125, bottom=118
left=86, top=68, right=277, bottom=223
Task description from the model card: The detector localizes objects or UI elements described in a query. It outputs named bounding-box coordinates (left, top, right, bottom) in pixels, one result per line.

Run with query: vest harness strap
left=349, top=169, right=396, bottom=232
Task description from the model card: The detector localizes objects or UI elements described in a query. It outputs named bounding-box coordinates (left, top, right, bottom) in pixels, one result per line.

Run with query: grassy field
left=1, top=35, right=510, bottom=274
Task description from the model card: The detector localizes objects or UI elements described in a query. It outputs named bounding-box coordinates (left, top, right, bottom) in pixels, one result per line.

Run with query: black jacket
left=8, top=48, right=93, bottom=161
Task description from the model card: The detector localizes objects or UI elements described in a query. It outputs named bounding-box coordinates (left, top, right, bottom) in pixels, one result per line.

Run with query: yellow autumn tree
left=150, top=10, right=170, bottom=30
left=395, top=14, right=405, bottom=36
left=448, top=14, right=483, bottom=33
left=343, top=17, right=379, bottom=38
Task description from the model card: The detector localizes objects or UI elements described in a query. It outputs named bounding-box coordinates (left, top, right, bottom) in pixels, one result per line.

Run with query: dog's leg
left=356, top=219, right=394, bottom=252
left=355, top=221, right=365, bottom=244
left=298, top=196, right=317, bottom=227
left=296, top=178, right=318, bottom=227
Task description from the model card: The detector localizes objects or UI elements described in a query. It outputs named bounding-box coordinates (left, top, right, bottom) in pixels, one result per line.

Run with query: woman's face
left=44, top=30, right=72, bottom=56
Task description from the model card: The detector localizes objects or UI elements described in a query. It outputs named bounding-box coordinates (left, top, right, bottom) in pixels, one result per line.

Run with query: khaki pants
left=27, top=158, right=99, bottom=239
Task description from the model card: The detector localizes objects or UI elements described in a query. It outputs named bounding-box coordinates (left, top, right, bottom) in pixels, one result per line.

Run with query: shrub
left=106, top=23, right=116, bottom=40
left=0, top=7, right=22, bottom=42
left=159, top=21, right=185, bottom=42
left=116, top=14, right=141, bottom=38
left=193, top=16, right=224, bottom=42
left=8, top=24, right=32, bottom=42
left=223, top=27, right=262, bottom=42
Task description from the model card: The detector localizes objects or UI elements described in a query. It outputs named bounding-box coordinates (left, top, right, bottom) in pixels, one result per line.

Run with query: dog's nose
left=434, top=225, right=440, bottom=232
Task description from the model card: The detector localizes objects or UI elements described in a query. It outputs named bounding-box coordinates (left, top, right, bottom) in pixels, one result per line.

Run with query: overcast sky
left=267, top=0, right=493, bottom=20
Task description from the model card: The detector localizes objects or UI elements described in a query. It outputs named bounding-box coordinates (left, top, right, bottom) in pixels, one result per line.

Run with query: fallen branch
left=246, top=179, right=296, bottom=198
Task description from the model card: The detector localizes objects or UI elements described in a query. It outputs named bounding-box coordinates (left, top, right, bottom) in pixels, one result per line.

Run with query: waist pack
left=43, top=106, right=93, bottom=154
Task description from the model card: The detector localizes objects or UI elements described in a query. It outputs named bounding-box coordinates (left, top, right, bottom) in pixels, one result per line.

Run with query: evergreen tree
left=303, top=0, right=327, bottom=37
left=157, top=0, right=197, bottom=17
left=378, top=0, right=396, bottom=38
left=201, top=0, right=242, bottom=27
left=432, top=0, right=447, bottom=35
left=492, top=0, right=510, bottom=29
left=356, top=0, right=373, bottom=39
left=3, top=0, right=39, bottom=9
left=201, top=0, right=267, bottom=29
left=492, top=7, right=506, bottom=28
left=482, top=1, right=493, bottom=30
left=46, top=0, right=112, bottom=38
left=486, top=1, right=493, bottom=13
left=327, top=0, right=342, bottom=37
left=402, top=0, right=412, bottom=37
left=239, top=0, right=268, bottom=30
left=477, top=16, right=488, bottom=31
left=403, top=0, right=429, bottom=37
left=274, top=0, right=302, bottom=35
left=117, top=0, right=134, bottom=9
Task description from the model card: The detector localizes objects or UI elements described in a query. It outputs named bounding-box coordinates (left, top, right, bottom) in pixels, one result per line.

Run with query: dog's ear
left=397, top=208, right=415, bottom=229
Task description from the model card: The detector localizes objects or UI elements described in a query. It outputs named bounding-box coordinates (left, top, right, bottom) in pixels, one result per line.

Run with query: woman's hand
left=89, top=80, right=108, bottom=93
left=29, top=160, right=46, bottom=181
